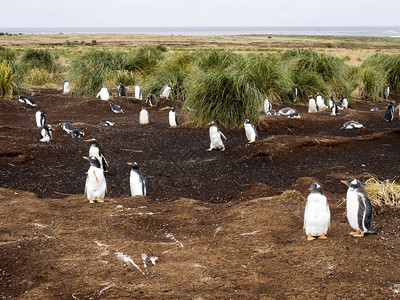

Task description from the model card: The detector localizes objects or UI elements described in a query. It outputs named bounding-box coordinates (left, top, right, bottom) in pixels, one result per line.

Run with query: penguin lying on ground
left=96, top=85, right=109, bottom=101
left=160, top=84, right=172, bottom=99
left=18, top=96, right=37, bottom=107
left=341, top=179, right=376, bottom=237
left=100, top=119, right=114, bottom=126
left=169, top=107, right=179, bottom=127
left=385, top=101, right=394, bottom=121
left=110, top=103, right=124, bottom=113
left=84, top=138, right=109, bottom=172
left=39, top=124, right=53, bottom=142
left=135, top=84, right=143, bottom=100
left=63, top=80, right=70, bottom=94
left=304, top=183, right=330, bottom=241
left=341, top=121, right=364, bottom=129
left=370, top=107, right=379, bottom=111
left=278, top=107, right=297, bottom=116
left=35, top=110, right=46, bottom=127
left=83, top=156, right=106, bottom=203
left=127, top=162, right=148, bottom=196
left=58, top=122, right=75, bottom=134
left=118, top=83, right=126, bottom=96
left=71, top=127, right=84, bottom=138
left=207, top=122, right=227, bottom=151
left=244, top=119, right=258, bottom=143
left=288, top=111, right=301, bottom=119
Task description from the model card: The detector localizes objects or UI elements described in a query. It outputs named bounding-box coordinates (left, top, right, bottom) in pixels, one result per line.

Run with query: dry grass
left=364, top=176, right=400, bottom=208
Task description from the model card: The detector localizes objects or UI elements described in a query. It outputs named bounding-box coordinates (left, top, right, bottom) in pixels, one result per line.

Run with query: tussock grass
left=123, top=45, right=166, bottom=77
left=0, top=60, right=17, bottom=98
left=364, top=177, right=400, bottom=208
left=111, top=70, right=136, bottom=86
left=0, top=46, right=16, bottom=61
left=21, top=48, right=58, bottom=72
left=25, top=68, right=50, bottom=86
left=352, top=66, right=386, bottom=101
left=196, top=49, right=240, bottom=71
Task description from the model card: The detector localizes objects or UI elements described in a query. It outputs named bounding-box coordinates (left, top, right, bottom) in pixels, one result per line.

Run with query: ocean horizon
left=1, top=26, right=400, bottom=37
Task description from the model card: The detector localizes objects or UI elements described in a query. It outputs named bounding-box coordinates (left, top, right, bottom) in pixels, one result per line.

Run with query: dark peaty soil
left=0, top=88, right=400, bottom=299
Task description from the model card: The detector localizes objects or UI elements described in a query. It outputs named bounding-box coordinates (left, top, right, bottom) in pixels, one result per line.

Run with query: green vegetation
left=123, top=45, right=166, bottom=77
left=0, top=60, right=18, bottom=98
left=21, top=48, right=57, bottom=72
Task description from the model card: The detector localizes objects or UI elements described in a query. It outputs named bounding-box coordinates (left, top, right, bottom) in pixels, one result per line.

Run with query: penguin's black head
left=170, top=107, right=175, bottom=112
left=245, top=119, right=251, bottom=124
left=208, top=121, right=215, bottom=127
left=309, top=183, right=323, bottom=194
left=84, top=138, right=98, bottom=145
left=308, top=95, right=312, bottom=99
left=44, top=124, right=52, bottom=131
left=83, top=156, right=101, bottom=168
left=127, top=162, right=140, bottom=169
left=142, top=107, right=147, bottom=111
left=341, top=179, right=360, bottom=189
left=329, top=95, right=333, bottom=100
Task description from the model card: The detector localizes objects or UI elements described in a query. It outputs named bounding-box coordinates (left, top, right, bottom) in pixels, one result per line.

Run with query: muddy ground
left=1, top=88, right=400, bottom=299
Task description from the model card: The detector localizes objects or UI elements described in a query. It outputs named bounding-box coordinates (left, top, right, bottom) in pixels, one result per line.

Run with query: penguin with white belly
left=127, top=162, right=148, bottom=196
left=139, top=107, right=149, bottom=125
left=341, top=179, right=376, bottom=237
left=83, top=156, right=106, bottom=203
left=96, top=84, right=110, bottom=101
left=308, top=95, right=317, bottom=113
left=264, top=97, right=272, bottom=114
left=304, top=183, right=330, bottom=241
left=84, top=138, right=109, bottom=172
left=207, top=122, right=227, bottom=151
left=39, top=124, right=53, bottom=142
left=135, top=84, right=143, bottom=100
left=244, top=119, right=258, bottom=143
left=63, top=80, right=70, bottom=94
left=169, top=107, right=179, bottom=127
left=35, top=110, right=46, bottom=127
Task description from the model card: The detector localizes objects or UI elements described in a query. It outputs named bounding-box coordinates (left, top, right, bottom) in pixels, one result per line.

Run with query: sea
left=1, top=26, right=400, bottom=37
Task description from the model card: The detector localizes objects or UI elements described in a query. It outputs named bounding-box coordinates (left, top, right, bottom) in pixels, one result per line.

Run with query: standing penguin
left=110, top=103, right=124, bottom=113
left=39, top=124, right=53, bottom=142
left=385, top=101, right=394, bottom=122
left=303, top=183, right=330, bottom=241
left=35, top=110, right=46, bottom=127
left=118, top=83, right=126, bottom=96
left=146, top=94, right=158, bottom=107
left=63, top=80, right=70, bottom=94
left=316, top=93, right=327, bottom=110
left=18, top=96, right=37, bottom=107
left=160, top=84, right=172, bottom=99
left=169, top=107, right=179, bottom=127
left=96, top=85, right=110, bottom=101
left=308, top=95, right=317, bottom=113
left=127, top=162, right=148, bottom=196
left=263, top=96, right=272, bottom=114
left=341, top=179, right=375, bottom=237
left=207, top=122, right=227, bottom=151
left=244, top=119, right=258, bottom=143
left=329, top=96, right=339, bottom=116
left=340, top=97, right=349, bottom=109
left=83, top=156, right=106, bottom=203
left=135, top=84, right=143, bottom=100
left=384, top=83, right=390, bottom=99
left=288, top=85, right=297, bottom=102
left=84, top=138, right=109, bottom=171
left=139, top=107, right=149, bottom=125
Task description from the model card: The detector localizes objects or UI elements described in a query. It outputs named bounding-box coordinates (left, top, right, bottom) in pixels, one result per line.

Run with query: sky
left=1, top=0, right=400, bottom=28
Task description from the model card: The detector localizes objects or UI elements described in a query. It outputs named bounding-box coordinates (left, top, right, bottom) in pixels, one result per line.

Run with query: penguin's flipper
left=102, top=155, right=109, bottom=171
left=219, top=130, right=227, bottom=140
left=175, top=115, right=179, bottom=126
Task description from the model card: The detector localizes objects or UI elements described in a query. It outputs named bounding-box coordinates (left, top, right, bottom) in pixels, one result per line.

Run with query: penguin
left=110, top=103, right=124, bottom=113
left=35, top=110, right=46, bottom=128
left=135, top=84, right=143, bottom=100
left=288, top=85, right=297, bottom=102
left=328, top=95, right=335, bottom=110
left=63, top=80, right=70, bottom=94
left=96, top=85, right=109, bottom=101
left=84, top=138, right=109, bottom=171
left=266, top=110, right=280, bottom=116
left=118, top=83, right=126, bottom=96
left=83, top=156, right=106, bottom=203
left=278, top=107, right=297, bottom=116
left=316, top=93, right=327, bottom=110
left=71, top=127, right=84, bottom=138
left=341, top=121, right=364, bottom=130
left=370, top=107, right=379, bottom=112
left=340, top=97, right=349, bottom=109
left=341, top=179, right=376, bottom=237
left=39, top=124, right=53, bottom=142
left=244, top=119, right=258, bottom=143
left=139, top=107, right=149, bottom=125
left=127, top=162, right=148, bottom=196
left=146, top=94, right=158, bottom=107
left=288, top=111, right=301, bottom=119
left=303, top=183, right=330, bottom=241
left=384, top=83, right=390, bottom=100
left=385, top=101, right=394, bottom=122
left=169, top=107, right=179, bottom=127
left=329, top=96, right=340, bottom=116
left=160, top=84, right=172, bottom=99
left=264, top=96, right=272, bottom=114
left=58, top=122, right=75, bottom=134
left=18, top=96, right=37, bottom=107
left=308, top=95, right=317, bottom=113
left=100, top=119, right=115, bottom=126
left=207, top=122, right=227, bottom=151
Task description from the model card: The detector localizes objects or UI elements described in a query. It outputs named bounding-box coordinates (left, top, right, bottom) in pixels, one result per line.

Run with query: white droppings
left=31, top=223, right=48, bottom=228
left=99, top=282, right=116, bottom=295
left=115, top=205, right=123, bottom=209
left=165, top=233, right=184, bottom=248
left=150, top=256, right=158, bottom=266
left=142, top=253, right=147, bottom=268
left=214, top=226, right=223, bottom=236
left=240, top=231, right=260, bottom=236
left=115, top=251, right=145, bottom=275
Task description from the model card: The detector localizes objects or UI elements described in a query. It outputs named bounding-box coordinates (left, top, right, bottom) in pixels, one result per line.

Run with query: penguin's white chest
left=169, top=111, right=177, bottom=127
left=244, top=123, right=256, bottom=142
left=264, top=99, right=271, bottom=113
left=40, top=128, right=51, bottom=142
left=63, top=82, right=70, bottom=94
left=316, top=96, right=325, bottom=109
left=209, top=127, right=224, bottom=149
left=346, top=190, right=360, bottom=231
left=100, top=88, right=109, bottom=101
left=35, top=112, right=43, bottom=127
left=161, top=86, right=171, bottom=98
left=130, top=170, right=144, bottom=196
left=139, top=110, right=149, bottom=124
left=308, top=99, right=317, bottom=112
left=304, top=193, right=330, bottom=236
left=85, top=166, right=106, bottom=200
left=135, top=86, right=142, bottom=99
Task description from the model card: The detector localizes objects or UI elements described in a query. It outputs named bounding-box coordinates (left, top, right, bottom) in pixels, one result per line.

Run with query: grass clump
left=25, top=67, right=50, bottom=86
left=196, top=49, right=240, bottom=71
left=0, top=60, right=20, bottom=99
left=21, top=48, right=58, bottom=72
left=0, top=46, right=16, bottom=61
left=364, top=177, right=400, bottom=209
left=352, top=66, right=385, bottom=101
left=123, top=45, right=166, bottom=77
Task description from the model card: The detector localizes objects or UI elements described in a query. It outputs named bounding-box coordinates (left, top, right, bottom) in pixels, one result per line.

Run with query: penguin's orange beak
left=82, top=156, right=88, bottom=160
left=309, top=187, right=314, bottom=191
left=126, top=162, right=132, bottom=165
left=84, top=139, right=91, bottom=142
left=340, top=180, right=347, bottom=184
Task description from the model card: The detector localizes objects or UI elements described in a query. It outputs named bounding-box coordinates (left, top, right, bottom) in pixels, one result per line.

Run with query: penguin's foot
left=207, top=148, right=213, bottom=152
left=351, top=231, right=364, bottom=237
left=318, top=233, right=327, bottom=239
left=307, top=234, right=316, bottom=241
left=220, top=148, right=226, bottom=151
left=247, top=141, right=254, bottom=144
left=89, top=199, right=94, bottom=204
left=97, top=198, right=104, bottom=203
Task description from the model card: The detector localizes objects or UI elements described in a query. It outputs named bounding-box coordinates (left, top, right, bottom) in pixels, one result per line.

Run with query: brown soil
left=1, top=89, right=400, bottom=299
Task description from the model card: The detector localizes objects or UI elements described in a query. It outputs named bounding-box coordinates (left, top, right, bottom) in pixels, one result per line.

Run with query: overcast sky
left=1, top=0, right=399, bottom=28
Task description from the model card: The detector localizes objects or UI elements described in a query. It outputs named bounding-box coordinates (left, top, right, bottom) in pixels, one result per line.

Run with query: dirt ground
left=1, top=88, right=400, bottom=299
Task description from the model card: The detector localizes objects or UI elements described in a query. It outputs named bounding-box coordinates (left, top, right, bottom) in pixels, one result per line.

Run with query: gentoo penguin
left=266, top=110, right=280, bottom=116
left=289, top=85, right=297, bottom=102
left=384, top=83, right=390, bottom=99
left=18, top=96, right=37, bottom=107
left=341, top=179, right=376, bottom=237
left=340, top=97, right=349, bottom=109
left=135, top=84, right=143, bottom=100
left=304, top=183, right=330, bottom=241
left=146, top=94, right=158, bottom=107
left=264, top=96, right=272, bottom=114
left=278, top=107, right=297, bottom=116
left=39, top=124, right=53, bottom=142
left=139, top=107, right=149, bottom=125
left=328, top=95, right=335, bottom=110
left=288, top=111, right=301, bottom=119
left=118, top=83, right=126, bottom=96
left=341, top=121, right=364, bottom=130
left=169, top=107, right=179, bottom=127
left=100, top=119, right=114, bottom=126
left=207, top=122, right=227, bottom=151
left=63, top=80, right=70, bottom=94
left=110, top=103, right=124, bottom=113
left=370, top=107, right=379, bottom=112
left=58, top=122, right=75, bottom=134
left=160, top=84, right=172, bottom=99
left=71, top=127, right=84, bottom=138
left=244, top=119, right=258, bottom=143
left=84, top=138, right=109, bottom=171
left=329, top=96, right=340, bottom=116
left=127, top=162, right=148, bottom=196
left=385, top=101, right=394, bottom=122
left=35, top=110, right=46, bottom=127
left=316, top=93, right=327, bottom=110
left=83, top=156, right=106, bottom=203
left=96, top=85, right=109, bottom=101
left=308, top=95, right=317, bottom=113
